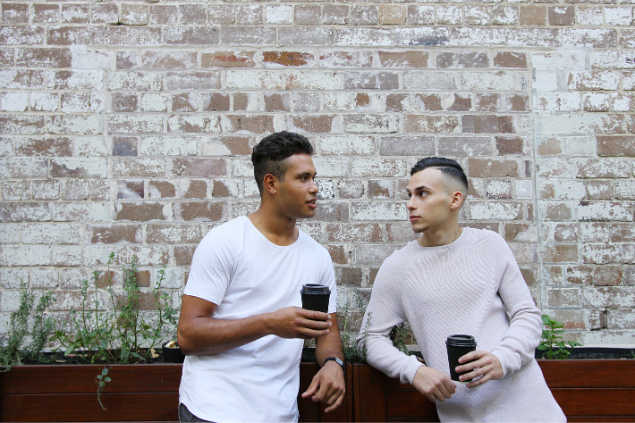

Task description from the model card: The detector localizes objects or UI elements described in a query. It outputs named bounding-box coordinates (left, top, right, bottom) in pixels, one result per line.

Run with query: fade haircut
left=251, top=131, right=314, bottom=195
left=410, top=157, right=468, bottom=192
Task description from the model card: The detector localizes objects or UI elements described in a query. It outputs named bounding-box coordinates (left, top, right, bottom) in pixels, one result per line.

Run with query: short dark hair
left=251, top=131, right=314, bottom=194
left=410, top=157, right=468, bottom=191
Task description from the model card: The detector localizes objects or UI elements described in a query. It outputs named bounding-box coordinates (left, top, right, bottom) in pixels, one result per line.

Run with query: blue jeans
left=179, top=403, right=214, bottom=423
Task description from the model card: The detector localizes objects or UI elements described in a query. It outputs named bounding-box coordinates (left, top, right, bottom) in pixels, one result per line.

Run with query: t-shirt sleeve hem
left=182, top=288, right=222, bottom=306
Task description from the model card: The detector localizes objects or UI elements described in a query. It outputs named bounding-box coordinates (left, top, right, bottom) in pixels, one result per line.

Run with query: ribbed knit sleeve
left=483, top=232, right=543, bottom=377
left=357, top=251, right=423, bottom=385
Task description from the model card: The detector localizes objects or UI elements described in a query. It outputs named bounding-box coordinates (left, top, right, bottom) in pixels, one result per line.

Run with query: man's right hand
left=412, top=366, right=456, bottom=403
left=267, top=307, right=332, bottom=340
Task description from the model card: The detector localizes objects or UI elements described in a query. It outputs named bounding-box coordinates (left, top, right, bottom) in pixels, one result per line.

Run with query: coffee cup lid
left=301, top=284, right=330, bottom=294
left=446, top=334, right=476, bottom=346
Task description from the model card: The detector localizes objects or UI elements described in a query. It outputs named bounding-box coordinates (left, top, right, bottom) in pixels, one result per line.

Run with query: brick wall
left=0, top=1, right=633, bottom=345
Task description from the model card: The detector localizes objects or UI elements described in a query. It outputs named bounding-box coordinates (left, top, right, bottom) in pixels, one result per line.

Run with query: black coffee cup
left=446, top=334, right=477, bottom=383
left=300, top=284, right=330, bottom=315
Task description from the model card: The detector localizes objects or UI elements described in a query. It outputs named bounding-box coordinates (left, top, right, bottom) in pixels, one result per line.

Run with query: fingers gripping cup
left=300, top=284, right=330, bottom=315
left=446, top=334, right=477, bottom=384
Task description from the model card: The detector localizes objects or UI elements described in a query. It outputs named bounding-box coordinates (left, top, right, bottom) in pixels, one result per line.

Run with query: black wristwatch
left=323, top=356, right=345, bottom=374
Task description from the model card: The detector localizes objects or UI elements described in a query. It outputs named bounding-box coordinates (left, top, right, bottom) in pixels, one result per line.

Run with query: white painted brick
left=31, top=92, right=59, bottom=112
left=48, top=115, right=103, bottom=135
left=576, top=7, right=604, bottom=26
left=605, top=7, right=633, bottom=26
left=351, top=158, right=407, bottom=177
left=0, top=138, right=10, bottom=156
left=468, top=202, right=522, bottom=220
left=107, top=71, right=163, bottom=91
left=355, top=244, right=402, bottom=265
left=582, top=93, right=610, bottom=111
left=335, top=28, right=393, bottom=47
left=52, top=245, right=83, bottom=267
left=532, top=71, right=559, bottom=92
left=0, top=246, right=51, bottom=266
left=244, top=180, right=260, bottom=198
left=47, top=70, right=103, bottom=90
left=404, top=71, right=457, bottom=90
left=0, top=92, right=28, bottom=112
left=140, top=93, right=169, bottom=112
left=75, top=136, right=109, bottom=157
left=296, top=222, right=322, bottom=241
left=540, top=180, right=586, bottom=199
left=51, top=202, right=111, bottom=222
left=565, top=137, right=595, bottom=156
left=515, top=180, right=534, bottom=199
left=612, top=94, right=635, bottom=113
left=437, top=6, right=463, bottom=25
left=578, top=202, right=633, bottom=222
left=591, top=51, right=635, bottom=70
left=226, top=70, right=340, bottom=90
left=61, top=92, right=105, bottom=113
left=32, top=180, right=60, bottom=200
left=318, top=136, right=375, bottom=155
left=534, top=92, right=581, bottom=113
left=315, top=179, right=334, bottom=199
left=0, top=268, right=29, bottom=289
left=157, top=267, right=183, bottom=289
left=0, top=223, right=21, bottom=244
left=230, top=158, right=254, bottom=178
left=111, top=114, right=163, bottom=134
left=568, top=71, right=620, bottom=91
left=323, top=92, right=357, bottom=112
left=531, top=50, right=588, bottom=71
left=228, top=202, right=259, bottom=219
left=53, top=158, right=108, bottom=178
left=71, top=46, right=111, bottom=70
left=616, top=181, right=635, bottom=199
left=535, top=114, right=622, bottom=136
left=169, top=115, right=220, bottom=134
left=22, top=223, right=81, bottom=245
left=461, top=72, right=516, bottom=91
left=579, top=222, right=610, bottom=243
left=30, top=268, right=59, bottom=289
left=139, top=136, right=198, bottom=156
left=343, top=115, right=399, bottom=133
left=0, top=158, right=48, bottom=179
left=265, top=5, right=293, bottom=24
left=351, top=202, right=407, bottom=221
left=313, top=157, right=350, bottom=178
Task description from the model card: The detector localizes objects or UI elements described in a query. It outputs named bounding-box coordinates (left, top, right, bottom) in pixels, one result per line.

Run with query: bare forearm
left=315, top=314, right=344, bottom=366
left=178, top=313, right=270, bottom=356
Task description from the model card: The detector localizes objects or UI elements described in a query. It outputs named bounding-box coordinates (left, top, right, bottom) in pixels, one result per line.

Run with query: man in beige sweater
left=358, top=157, right=565, bottom=422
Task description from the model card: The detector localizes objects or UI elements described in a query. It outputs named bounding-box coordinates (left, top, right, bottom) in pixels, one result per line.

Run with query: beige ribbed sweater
left=358, top=228, right=566, bottom=422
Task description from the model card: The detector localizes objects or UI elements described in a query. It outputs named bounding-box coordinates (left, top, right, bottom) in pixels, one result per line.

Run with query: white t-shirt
left=179, top=216, right=337, bottom=423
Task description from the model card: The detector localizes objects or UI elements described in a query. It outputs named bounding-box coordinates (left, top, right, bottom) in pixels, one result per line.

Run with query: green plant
left=538, top=314, right=582, bottom=359
left=389, top=322, right=409, bottom=355
left=50, top=253, right=178, bottom=409
left=0, top=282, right=55, bottom=370
left=339, top=291, right=370, bottom=362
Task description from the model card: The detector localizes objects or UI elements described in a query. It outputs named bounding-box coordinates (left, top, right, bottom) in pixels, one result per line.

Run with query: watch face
left=335, top=357, right=344, bottom=366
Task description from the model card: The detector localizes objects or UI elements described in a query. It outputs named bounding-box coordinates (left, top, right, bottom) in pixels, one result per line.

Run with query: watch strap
left=323, top=356, right=345, bottom=372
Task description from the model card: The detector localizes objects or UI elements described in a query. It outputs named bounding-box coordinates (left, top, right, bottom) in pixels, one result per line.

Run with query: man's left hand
left=301, top=360, right=345, bottom=413
left=455, top=350, right=504, bottom=388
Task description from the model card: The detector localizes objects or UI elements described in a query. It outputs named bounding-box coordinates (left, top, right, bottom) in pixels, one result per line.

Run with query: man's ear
left=449, top=191, right=464, bottom=210
left=263, top=174, right=278, bottom=195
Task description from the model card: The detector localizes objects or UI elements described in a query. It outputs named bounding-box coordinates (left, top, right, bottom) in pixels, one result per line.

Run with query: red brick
left=496, top=136, right=523, bottom=155
left=179, top=5, right=207, bottom=25
left=164, top=27, right=219, bottom=46
left=33, top=4, right=60, bottom=23
left=224, top=115, right=274, bottom=134
left=62, top=4, right=89, bottom=23
left=118, top=180, right=143, bottom=200
left=209, top=5, right=234, bottom=24
left=172, top=93, right=198, bottom=112
left=202, top=93, right=230, bottom=112
left=92, top=3, right=119, bottom=24
left=351, top=6, right=378, bottom=25
left=314, top=201, right=349, bottom=222
left=378, top=5, right=406, bottom=25
left=462, top=115, right=514, bottom=134
left=437, top=52, right=489, bottom=68
left=295, top=5, right=320, bottom=25
left=116, top=203, right=166, bottom=222
left=494, top=52, right=527, bottom=68
left=519, top=6, right=546, bottom=26
left=263, top=51, right=313, bottom=67
left=593, top=266, right=623, bottom=286
left=15, top=137, right=72, bottom=157
left=175, top=202, right=224, bottom=222
left=172, top=158, right=227, bottom=178
left=326, top=245, right=350, bottom=265
left=414, top=94, right=442, bottom=111
left=148, top=181, right=176, bottom=199
left=549, top=6, right=575, bottom=26
left=265, top=94, right=291, bottom=112
left=175, top=246, right=196, bottom=266
left=202, top=51, right=256, bottom=68
left=336, top=267, right=363, bottom=287
left=112, top=137, right=138, bottom=157
left=184, top=180, right=208, bottom=199
left=112, top=93, right=138, bottom=112
left=404, top=115, right=459, bottom=133
left=2, top=3, right=28, bottom=23
left=16, top=48, right=71, bottom=68
left=324, top=5, right=348, bottom=25
left=338, top=180, right=364, bottom=199
left=597, top=136, right=635, bottom=156
left=289, top=115, right=334, bottom=133
left=88, top=225, right=142, bottom=244
left=378, top=50, right=430, bottom=69
left=543, top=244, right=578, bottom=263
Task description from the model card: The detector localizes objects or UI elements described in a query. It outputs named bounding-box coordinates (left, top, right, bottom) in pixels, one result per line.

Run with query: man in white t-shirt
left=177, top=132, right=345, bottom=422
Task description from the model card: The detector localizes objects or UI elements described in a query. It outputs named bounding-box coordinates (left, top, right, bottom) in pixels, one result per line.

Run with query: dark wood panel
left=552, top=388, right=635, bottom=417
left=2, top=365, right=183, bottom=394
left=353, top=363, right=388, bottom=422
left=538, top=360, right=635, bottom=388
left=387, top=390, right=439, bottom=421
left=568, top=417, right=635, bottom=422
left=3, top=393, right=179, bottom=422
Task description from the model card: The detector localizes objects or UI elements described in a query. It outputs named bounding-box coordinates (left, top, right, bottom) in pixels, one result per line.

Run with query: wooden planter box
left=0, top=362, right=352, bottom=422
left=351, top=360, right=635, bottom=422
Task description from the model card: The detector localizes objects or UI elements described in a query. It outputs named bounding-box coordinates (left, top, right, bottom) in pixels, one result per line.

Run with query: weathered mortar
left=0, top=0, right=634, bottom=344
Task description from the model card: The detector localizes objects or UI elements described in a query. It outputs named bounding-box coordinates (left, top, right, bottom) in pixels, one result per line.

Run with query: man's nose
left=310, top=180, right=318, bottom=193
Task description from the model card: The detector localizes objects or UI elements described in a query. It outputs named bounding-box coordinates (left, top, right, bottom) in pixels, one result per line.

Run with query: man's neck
left=418, top=225, right=463, bottom=248
left=248, top=206, right=298, bottom=247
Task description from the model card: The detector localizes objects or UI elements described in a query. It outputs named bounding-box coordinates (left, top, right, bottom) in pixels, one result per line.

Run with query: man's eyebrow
left=408, top=185, right=429, bottom=193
